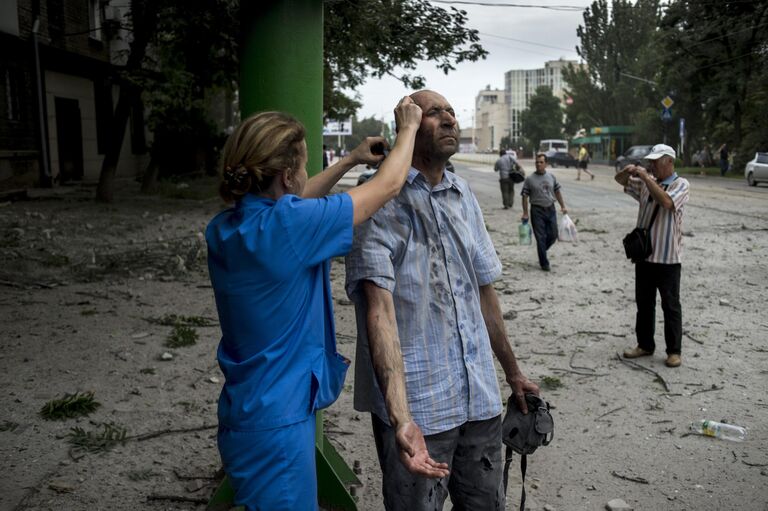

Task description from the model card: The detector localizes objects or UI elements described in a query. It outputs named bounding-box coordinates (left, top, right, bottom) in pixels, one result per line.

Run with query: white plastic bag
left=558, top=214, right=578, bottom=242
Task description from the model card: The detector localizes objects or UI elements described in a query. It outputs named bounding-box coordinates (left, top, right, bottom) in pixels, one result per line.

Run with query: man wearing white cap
left=615, top=144, right=690, bottom=367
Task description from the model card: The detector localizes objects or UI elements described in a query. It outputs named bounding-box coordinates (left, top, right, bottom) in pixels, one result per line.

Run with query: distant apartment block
left=474, top=86, right=506, bottom=152
left=504, top=59, right=580, bottom=145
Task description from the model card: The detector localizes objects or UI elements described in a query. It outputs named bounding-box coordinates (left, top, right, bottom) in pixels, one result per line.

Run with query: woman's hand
left=394, top=96, right=422, bottom=134
left=349, top=137, right=389, bottom=167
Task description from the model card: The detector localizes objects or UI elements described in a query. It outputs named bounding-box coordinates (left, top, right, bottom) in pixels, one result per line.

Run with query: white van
left=538, top=139, right=569, bottom=154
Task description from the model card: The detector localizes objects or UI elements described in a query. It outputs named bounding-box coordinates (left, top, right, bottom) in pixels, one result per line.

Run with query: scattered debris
left=160, top=352, right=174, bottom=361
left=610, top=470, right=649, bottom=484
left=68, top=422, right=128, bottom=455
left=40, top=391, right=101, bottom=421
left=606, top=498, right=634, bottom=510
left=540, top=376, right=564, bottom=390
left=615, top=353, right=671, bottom=392
left=165, top=325, right=199, bottom=348
left=48, top=480, right=77, bottom=493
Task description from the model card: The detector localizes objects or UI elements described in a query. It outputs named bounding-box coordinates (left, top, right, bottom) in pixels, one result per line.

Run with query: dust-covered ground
left=1, top=163, right=767, bottom=511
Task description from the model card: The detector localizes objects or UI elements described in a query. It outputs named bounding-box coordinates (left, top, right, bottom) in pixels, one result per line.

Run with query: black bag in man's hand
left=502, top=393, right=554, bottom=455
left=502, top=393, right=554, bottom=511
left=622, top=227, right=653, bottom=262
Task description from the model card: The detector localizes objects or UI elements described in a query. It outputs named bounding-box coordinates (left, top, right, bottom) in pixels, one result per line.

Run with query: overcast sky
left=352, top=0, right=595, bottom=128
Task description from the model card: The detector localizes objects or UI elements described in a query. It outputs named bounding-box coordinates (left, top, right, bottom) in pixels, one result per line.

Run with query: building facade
left=474, top=86, right=506, bottom=152
left=504, top=58, right=579, bottom=147
left=0, top=0, right=147, bottom=190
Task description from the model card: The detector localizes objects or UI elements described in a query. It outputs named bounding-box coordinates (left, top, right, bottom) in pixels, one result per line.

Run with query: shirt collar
left=237, top=193, right=275, bottom=208
left=406, top=166, right=465, bottom=195
left=660, top=172, right=678, bottom=185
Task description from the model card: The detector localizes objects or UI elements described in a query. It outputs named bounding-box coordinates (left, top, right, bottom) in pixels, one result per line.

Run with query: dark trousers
left=499, top=178, right=515, bottom=209
left=371, top=414, right=504, bottom=511
left=635, top=262, right=682, bottom=354
left=530, top=205, right=558, bottom=268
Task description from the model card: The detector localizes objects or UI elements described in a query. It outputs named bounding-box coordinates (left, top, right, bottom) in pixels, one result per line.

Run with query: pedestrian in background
left=615, top=143, right=690, bottom=368
left=577, top=143, right=595, bottom=180
left=205, top=98, right=422, bottom=511
left=346, top=90, right=538, bottom=510
left=494, top=148, right=521, bottom=209
left=718, top=143, right=729, bottom=176
left=521, top=153, right=568, bottom=271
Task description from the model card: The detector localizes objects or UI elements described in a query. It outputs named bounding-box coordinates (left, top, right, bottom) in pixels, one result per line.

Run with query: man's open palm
left=395, top=422, right=450, bottom=479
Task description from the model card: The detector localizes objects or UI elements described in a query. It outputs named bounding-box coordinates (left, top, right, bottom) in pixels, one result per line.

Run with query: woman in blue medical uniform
left=206, top=97, right=422, bottom=510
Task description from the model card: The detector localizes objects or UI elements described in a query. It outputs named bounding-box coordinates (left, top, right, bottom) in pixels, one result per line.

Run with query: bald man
left=346, top=90, right=538, bottom=510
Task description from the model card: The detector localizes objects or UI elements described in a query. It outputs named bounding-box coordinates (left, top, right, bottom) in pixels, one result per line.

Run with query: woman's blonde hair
left=219, top=111, right=306, bottom=202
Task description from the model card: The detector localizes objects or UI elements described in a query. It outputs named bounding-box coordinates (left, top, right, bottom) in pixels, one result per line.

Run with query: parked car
left=546, top=150, right=578, bottom=168
left=614, top=145, right=653, bottom=172
left=357, top=160, right=456, bottom=186
left=745, top=152, right=768, bottom=186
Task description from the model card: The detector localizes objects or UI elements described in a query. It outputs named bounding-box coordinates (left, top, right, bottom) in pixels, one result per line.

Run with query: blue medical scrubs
left=206, top=192, right=353, bottom=511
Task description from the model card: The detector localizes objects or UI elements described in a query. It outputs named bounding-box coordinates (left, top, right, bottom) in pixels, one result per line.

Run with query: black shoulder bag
left=502, top=393, right=554, bottom=511
left=622, top=181, right=672, bottom=263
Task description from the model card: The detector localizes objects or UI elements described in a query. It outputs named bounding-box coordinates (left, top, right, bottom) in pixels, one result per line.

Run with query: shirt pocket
left=310, top=351, right=350, bottom=411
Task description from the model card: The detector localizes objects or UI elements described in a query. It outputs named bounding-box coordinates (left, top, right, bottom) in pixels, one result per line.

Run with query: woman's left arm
left=301, top=138, right=386, bottom=199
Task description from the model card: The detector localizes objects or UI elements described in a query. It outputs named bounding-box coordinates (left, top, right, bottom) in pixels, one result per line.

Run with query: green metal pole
left=207, top=2, right=359, bottom=509
left=239, top=0, right=323, bottom=176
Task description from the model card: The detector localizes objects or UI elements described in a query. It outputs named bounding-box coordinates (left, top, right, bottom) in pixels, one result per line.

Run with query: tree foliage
left=97, top=0, right=483, bottom=199
left=323, top=0, right=487, bottom=120
left=566, top=0, right=768, bottom=166
left=563, top=0, right=660, bottom=131
left=520, top=86, right=564, bottom=149
left=655, top=0, right=768, bottom=167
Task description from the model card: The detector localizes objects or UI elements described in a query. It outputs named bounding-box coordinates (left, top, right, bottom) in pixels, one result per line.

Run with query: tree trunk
left=96, top=85, right=136, bottom=202
left=140, top=157, right=159, bottom=194
left=95, top=0, right=156, bottom=202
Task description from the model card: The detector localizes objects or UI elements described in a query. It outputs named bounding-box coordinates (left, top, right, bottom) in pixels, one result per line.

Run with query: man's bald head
left=406, top=90, right=459, bottom=167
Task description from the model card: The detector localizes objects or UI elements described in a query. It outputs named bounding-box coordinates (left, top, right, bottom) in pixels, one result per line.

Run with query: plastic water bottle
left=690, top=420, right=747, bottom=442
left=519, top=219, right=532, bottom=245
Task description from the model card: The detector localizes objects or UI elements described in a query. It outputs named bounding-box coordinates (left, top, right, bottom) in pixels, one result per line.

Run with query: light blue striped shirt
left=345, top=168, right=503, bottom=435
left=625, top=173, right=690, bottom=264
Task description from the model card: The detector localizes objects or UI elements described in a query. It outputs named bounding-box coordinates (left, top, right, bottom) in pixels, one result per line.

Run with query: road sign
left=661, top=108, right=672, bottom=121
left=661, top=96, right=674, bottom=109
left=323, top=118, right=352, bottom=136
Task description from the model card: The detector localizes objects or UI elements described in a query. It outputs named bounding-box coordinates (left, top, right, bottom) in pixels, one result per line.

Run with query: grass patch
left=126, top=468, right=158, bottom=481
left=68, top=422, right=128, bottom=454
left=165, top=324, right=199, bottom=348
left=149, top=314, right=217, bottom=327
left=676, top=166, right=743, bottom=179
left=540, top=376, right=564, bottom=390
left=40, top=391, right=101, bottom=421
left=155, top=175, right=220, bottom=200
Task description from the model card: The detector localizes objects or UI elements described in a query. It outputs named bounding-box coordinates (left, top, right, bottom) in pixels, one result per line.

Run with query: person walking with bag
left=615, top=144, right=690, bottom=368
left=577, top=143, right=594, bottom=180
left=494, top=149, right=523, bottom=209
left=206, top=97, right=422, bottom=511
left=521, top=153, right=568, bottom=271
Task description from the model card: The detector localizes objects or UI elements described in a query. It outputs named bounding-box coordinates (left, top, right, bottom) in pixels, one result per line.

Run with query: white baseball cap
left=644, top=144, right=676, bottom=160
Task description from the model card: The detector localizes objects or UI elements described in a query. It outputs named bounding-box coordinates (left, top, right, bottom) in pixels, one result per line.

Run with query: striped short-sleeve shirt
left=625, top=173, right=690, bottom=264
left=345, top=168, right=503, bottom=435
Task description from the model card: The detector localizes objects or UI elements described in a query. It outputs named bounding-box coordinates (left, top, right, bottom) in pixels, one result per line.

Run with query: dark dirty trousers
left=371, top=413, right=504, bottom=511
left=635, top=261, right=682, bottom=355
left=499, top=178, right=515, bottom=209
left=530, top=204, right=558, bottom=268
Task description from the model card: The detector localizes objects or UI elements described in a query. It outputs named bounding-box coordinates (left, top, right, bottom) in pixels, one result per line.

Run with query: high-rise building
left=504, top=58, right=580, bottom=145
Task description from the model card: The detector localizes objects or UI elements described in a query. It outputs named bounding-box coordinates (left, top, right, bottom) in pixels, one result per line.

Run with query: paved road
left=453, top=159, right=768, bottom=220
